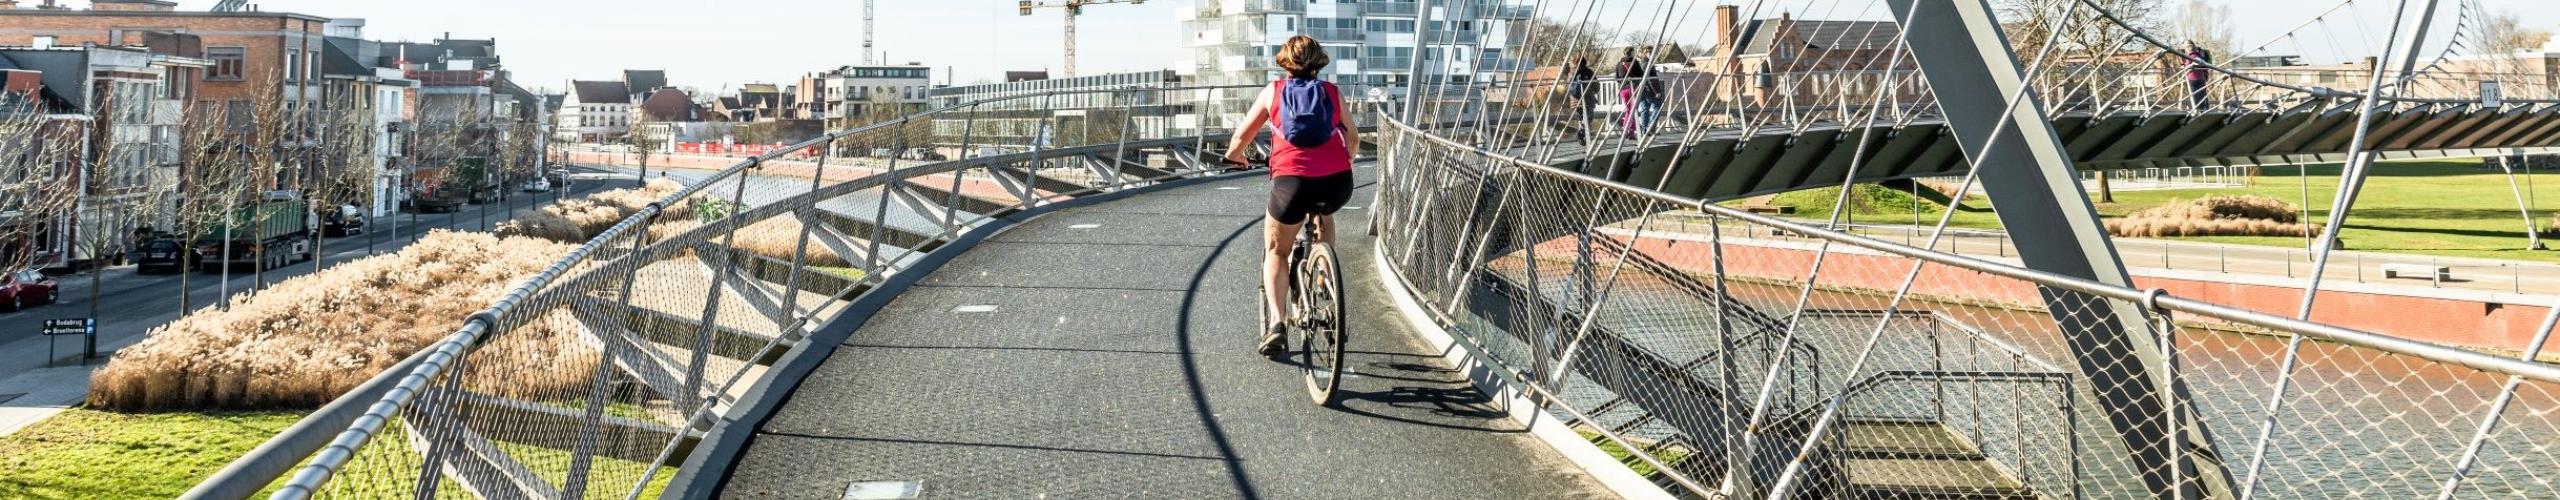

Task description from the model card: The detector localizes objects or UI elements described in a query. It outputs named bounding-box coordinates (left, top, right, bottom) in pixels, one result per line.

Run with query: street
left=0, top=165, right=637, bottom=435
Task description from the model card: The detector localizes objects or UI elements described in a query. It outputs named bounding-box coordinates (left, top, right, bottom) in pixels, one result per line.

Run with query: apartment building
left=810, top=64, right=932, bottom=130
left=1178, top=0, right=1533, bottom=124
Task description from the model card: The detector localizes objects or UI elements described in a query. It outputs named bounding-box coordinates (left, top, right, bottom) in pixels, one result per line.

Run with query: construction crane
left=1017, top=0, right=1144, bottom=78
left=863, top=0, right=875, bottom=65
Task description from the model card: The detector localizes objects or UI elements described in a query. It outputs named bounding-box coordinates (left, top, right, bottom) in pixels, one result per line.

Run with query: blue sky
left=140, top=1, right=2560, bottom=93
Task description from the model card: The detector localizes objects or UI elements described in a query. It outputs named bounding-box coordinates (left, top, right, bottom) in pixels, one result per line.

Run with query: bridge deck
left=717, top=168, right=1611, bottom=498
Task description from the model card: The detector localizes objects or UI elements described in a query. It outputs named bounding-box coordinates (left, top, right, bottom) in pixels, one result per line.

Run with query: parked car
left=323, top=205, right=366, bottom=237
left=0, top=269, right=58, bottom=311
left=521, top=177, right=553, bottom=193
left=135, top=238, right=192, bottom=274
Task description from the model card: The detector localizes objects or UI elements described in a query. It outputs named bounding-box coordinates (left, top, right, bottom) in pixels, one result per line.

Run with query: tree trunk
left=2095, top=170, right=2117, bottom=203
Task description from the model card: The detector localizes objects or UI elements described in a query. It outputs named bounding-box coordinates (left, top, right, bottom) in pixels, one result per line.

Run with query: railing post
left=871, top=128, right=906, bottom=273
left=407, top=355, right=473, bottom=500
left=565, top=209, right=660, bottom=498
left=686, top=160, right=758, bottom=412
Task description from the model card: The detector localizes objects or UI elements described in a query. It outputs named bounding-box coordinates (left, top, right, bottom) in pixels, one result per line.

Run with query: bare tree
left=2168, top=0, right=2236, bottom=60
left=628, top=112, right=663, bottom=187
left=0, top=90, right=86, bottom=282
left=1519, top=18, right=1613, bottom=67
left=73, top=86, right=181, bottom=321
left=2482, top=8, right=2554, bottom=55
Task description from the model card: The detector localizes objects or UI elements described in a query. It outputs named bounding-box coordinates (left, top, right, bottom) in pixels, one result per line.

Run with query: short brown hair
left=1276, top=35, right=1331, bottom=79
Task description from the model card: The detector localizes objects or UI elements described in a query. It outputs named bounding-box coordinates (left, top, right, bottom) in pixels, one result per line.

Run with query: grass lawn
left=0, top=409, right=301, bottom=499
left=1745, top=159, right=2560, bottom=263
left=0, top=407, right=673, bottom=499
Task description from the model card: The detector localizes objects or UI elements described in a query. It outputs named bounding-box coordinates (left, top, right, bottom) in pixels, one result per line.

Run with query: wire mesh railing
left=186, top=84, right=1438, bottom=499
left=1372, top=113, right=2560, bottom=499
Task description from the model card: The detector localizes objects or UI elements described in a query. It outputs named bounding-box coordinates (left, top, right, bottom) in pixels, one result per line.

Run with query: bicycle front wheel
left=1297, top=241, right=1348, bottom=406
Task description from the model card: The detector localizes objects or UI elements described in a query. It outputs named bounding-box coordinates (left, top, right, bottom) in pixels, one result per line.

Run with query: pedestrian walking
left=1566, top=56, right=1596, bottom=143
left=2185, top=42, right=2213, bottom=109
left=1615, top=47, right=1639, bottom=139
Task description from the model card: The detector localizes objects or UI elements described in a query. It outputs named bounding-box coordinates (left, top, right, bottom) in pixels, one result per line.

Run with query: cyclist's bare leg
left=1308, top=214, right=1335, bottom=245
left=1262, top=215, right=1300, bottom=326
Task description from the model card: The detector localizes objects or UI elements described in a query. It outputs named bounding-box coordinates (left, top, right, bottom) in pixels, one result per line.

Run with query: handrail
left=1377, top=113, right=2560, bottom=386
left=199, top=84, right=1280, bottom=499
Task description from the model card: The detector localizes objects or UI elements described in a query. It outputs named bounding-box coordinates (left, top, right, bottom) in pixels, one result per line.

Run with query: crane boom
left=1016, top=0, right=1145, bottom=78
left=863, top=0, right=875, bottom=65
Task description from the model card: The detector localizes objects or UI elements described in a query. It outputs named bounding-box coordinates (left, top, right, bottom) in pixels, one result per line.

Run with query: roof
left=1005, top=71, right=1049, bottom=82
left=623, top=70, right=667, bottom=95
left=0, top=8, right=328, bottom=22
left=1737, top=18, right=1899, bottom=56
left=570, top=80, right=629, bottom=104
left=638, top=88, right=698, bottom=121
left=739, top=83, right=780, bottom=95
left=321, top=37, right=377, bottom=76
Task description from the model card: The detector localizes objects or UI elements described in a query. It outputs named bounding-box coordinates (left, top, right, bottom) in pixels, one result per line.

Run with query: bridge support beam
left=1887, top=0, right=2235, bottom=498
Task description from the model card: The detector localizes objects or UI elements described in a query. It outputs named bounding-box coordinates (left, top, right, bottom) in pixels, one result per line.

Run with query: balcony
left=1307, top=27, right=1366, bottom=42
left=1226, top=0, right=1304, bottom=15
left=1363, top=1, right=1419, bottom=16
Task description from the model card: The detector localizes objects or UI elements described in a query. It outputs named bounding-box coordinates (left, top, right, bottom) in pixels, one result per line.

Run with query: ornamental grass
left=2105, top=195, right=2320, bottom=238
left=87, top=231, right=590, bottom=412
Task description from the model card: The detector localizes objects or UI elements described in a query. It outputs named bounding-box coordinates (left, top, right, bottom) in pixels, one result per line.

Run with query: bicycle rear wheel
left=1296, top=241, right=1348, bottom=406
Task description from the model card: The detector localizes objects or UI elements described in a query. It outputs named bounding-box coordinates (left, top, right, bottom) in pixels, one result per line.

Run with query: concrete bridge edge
left=1369, top=244, right=1679, bottom=500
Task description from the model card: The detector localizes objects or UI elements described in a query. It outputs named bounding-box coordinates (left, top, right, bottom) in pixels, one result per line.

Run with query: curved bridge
left=1548, top=103, right=2560, bottom=202
left=192, top=0, right=2560, bottom=498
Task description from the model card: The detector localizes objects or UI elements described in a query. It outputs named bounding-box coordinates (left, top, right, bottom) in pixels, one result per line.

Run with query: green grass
left=0, top=408, right=674, bottom=499
left=1759, top=184, right=1950, bottom=219
left=813, top=265, right=866, bottom=280
left=1581, top=429, right=1694, bottom=476
left=0, top=409, right=302, bottom=499
left=1751, top=159, right=2560, bottom=263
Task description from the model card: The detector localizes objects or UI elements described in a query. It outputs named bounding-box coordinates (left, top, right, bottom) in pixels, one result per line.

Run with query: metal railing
left=188, top=84, right=1401, bottom=499
left=1372, top=113, right=2560, bottom=499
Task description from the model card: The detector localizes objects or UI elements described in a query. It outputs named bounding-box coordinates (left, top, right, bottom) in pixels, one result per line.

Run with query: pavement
left=717, top=168, right=1613, bottom=498
left=0, top=165, right=635, bottom=437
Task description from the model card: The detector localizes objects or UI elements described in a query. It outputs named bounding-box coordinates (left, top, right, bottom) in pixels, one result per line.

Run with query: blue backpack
left=1276, top=79, right=1337, bottom=148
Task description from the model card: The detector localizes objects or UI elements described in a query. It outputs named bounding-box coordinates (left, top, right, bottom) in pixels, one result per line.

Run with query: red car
left=0, top=269, right=58, bottom=311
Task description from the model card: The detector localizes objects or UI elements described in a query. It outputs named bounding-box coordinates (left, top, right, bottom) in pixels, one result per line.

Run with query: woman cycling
left=1224, top=35, right=1359, bottom=355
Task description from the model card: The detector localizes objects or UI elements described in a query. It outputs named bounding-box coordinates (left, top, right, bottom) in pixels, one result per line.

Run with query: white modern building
left=813, top=64, right=933, bottom=129
left=925, top=70, right=1182, bottom=150
left=556, top=80, right=630, bottom=142
left=1177, top=0, right=1534, bottom=125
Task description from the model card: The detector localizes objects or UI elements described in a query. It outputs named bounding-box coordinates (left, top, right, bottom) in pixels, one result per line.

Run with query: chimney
left=1716, top=5, right=1739, bottom=51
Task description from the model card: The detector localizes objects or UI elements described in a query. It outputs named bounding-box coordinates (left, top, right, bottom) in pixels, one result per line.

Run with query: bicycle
left=1236, top=159, right=1350, bottom=406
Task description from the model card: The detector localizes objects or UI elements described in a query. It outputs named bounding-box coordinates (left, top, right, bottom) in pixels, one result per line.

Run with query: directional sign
left=42, top=318, right=92, bottom=336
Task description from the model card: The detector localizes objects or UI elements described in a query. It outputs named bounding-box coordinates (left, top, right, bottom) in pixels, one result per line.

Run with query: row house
left=2, top=0, right=333, bottom=189
left=557, top=79, right=629, bottom=142
left=319, top=19, right=415, bottom=217
left=0, top=41, right=207, bottom=269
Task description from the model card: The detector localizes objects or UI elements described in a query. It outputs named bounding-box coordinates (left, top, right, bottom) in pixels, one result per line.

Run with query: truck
left=195, top=191, right=315, bottom=272
left=407, top=159, right=493, bottom=213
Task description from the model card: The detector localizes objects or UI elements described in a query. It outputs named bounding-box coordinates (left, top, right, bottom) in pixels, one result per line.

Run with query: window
left=31, top=35, right=56, bottom=48
left=286, top=49, right=302, bottom=82
left=208, top=47, right=246, bottom=80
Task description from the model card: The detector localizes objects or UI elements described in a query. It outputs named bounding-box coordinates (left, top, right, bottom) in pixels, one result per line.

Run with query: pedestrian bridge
left=190, top=0, right=2560, bottom=498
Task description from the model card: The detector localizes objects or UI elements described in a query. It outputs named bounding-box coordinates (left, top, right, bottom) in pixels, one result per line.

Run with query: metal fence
left=184, top=85, right=1405, bottom=499
left=1371, top=114, right=2560, bottom=499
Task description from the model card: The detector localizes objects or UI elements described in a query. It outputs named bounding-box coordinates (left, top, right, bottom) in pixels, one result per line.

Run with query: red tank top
left=1266, top=80, right=1353, bottom=178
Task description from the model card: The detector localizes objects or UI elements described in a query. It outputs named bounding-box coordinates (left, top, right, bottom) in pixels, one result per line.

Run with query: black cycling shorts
left=1268, top=172, right=1355, bottom=225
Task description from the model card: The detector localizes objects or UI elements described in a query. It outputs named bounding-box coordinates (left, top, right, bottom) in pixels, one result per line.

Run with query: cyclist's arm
left=1224, top=88, right=1273, bottom=163
left=1334, top=86, right=1359, bottom=159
